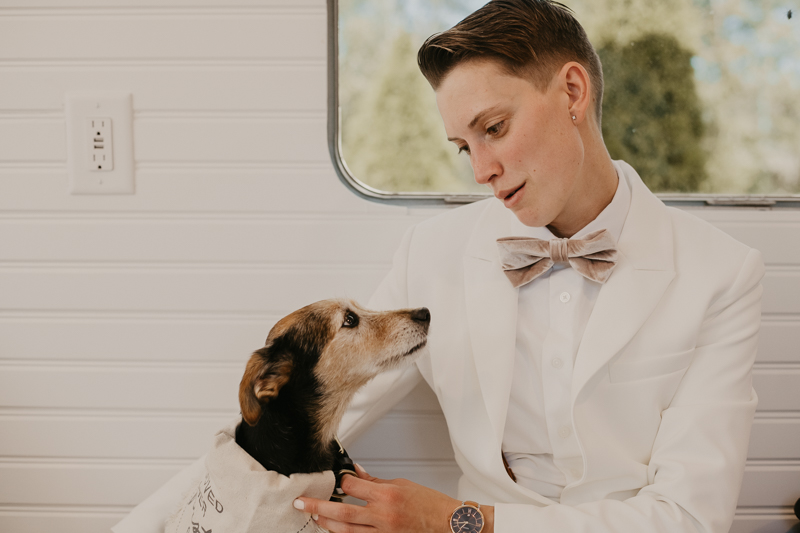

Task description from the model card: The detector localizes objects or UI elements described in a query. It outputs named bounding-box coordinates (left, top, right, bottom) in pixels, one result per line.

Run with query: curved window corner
left=328, top=0, right=800, bottom=208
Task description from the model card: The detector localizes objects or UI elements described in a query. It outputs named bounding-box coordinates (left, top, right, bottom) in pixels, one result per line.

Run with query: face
left=436, top=60, right=585, bottom=228
left=239, top=299, right=429, bottom=431
left=310, top=299, right=429, bottom=391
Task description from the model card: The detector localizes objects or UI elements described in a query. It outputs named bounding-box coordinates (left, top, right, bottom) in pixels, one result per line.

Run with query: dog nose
left=411, top=307, right=430, bottom=324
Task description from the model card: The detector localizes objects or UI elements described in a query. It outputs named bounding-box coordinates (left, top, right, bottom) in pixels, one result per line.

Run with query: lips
left=506, top=185, right=523, bottom=199
left=403, top=339, right=427, bottom=357
left=381, top=340, right=427, bottom=369
left=498, top=183, right=525, bottom=207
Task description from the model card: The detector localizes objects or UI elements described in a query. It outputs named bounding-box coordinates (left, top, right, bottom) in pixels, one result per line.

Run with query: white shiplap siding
left=0, top=2, right=798, bottom=533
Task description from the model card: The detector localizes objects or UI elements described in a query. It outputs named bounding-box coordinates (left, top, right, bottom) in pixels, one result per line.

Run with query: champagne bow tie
left=496, top=229, right=619, bottom=287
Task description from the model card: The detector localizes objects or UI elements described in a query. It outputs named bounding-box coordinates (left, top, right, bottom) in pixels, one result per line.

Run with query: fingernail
left=312, top=514, right=319, bottom=521
left=293, top=499, right=305, bottom=510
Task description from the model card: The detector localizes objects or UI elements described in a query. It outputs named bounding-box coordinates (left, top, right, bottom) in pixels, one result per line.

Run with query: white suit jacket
left=339, top=160, right=764, bottom=533
left=113, top=161, right=763, bottom=533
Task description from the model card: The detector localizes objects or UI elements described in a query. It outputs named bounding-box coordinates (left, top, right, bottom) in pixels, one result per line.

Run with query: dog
left=166, top=299, right=430, bottom=533
left=236, top=298, right=430, bottom=476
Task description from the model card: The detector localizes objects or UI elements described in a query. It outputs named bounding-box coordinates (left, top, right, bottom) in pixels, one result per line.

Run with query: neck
left=235, top=386, right=335, bottom=476
left=547, top=129, right=618, bottom=239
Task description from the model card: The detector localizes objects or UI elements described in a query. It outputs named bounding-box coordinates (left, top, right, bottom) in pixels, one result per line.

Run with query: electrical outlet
left=66, top=94, right=134, bottom=194
left=88, top=117, right=114, bottom=171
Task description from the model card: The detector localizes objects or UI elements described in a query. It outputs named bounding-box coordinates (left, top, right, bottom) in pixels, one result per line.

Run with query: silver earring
left=572, top=115, right=576, bottom=120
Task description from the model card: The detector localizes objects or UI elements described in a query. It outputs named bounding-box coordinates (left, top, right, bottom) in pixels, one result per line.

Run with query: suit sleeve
left=338, top=224, right=424, bottom=446
left=495, top=248, right=765, bottom=533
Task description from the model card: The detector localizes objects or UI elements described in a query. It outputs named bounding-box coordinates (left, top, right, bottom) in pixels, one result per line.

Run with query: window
left=329, top=0, right=800, bottom=206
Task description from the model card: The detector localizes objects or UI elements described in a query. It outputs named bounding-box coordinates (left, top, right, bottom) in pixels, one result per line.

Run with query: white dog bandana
left=166, top=418, right=334, bottom=533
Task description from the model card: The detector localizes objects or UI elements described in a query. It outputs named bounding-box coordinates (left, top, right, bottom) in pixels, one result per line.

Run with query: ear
left=561, top=61, right=592, bottom=125
left=239, top=347, right=293, bottom=426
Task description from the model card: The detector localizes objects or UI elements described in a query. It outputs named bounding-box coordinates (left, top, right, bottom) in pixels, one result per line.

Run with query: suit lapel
left=571, top=161, right=676, bottom=401
left=463, top=200, right=520, bottom=444
left=460, top=162, right=676, bottom=442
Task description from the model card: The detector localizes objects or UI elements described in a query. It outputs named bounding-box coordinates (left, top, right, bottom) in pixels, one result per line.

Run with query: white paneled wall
left=0, top=2, right=798, bottom=533
left=700, top=211, right=800, bottom=533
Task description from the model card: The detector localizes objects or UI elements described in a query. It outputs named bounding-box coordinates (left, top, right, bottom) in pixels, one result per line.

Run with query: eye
left=486, top=120, right=505, bottom=136
left=457, top=144, right=470, bottom=155
left=342, top=311, right=359, bottom=328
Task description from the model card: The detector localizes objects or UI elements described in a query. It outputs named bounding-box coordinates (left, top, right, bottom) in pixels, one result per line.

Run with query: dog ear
left=239, top=347, right=294, bottom=426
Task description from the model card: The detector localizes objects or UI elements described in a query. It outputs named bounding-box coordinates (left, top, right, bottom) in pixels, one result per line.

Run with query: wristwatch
left=449, top=500, right=484, bottom=533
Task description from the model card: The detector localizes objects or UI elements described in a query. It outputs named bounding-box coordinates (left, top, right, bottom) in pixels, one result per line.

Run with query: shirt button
left=559, top=292, right=571, bottom=303
left=558, top=426, right=572, bottom=438
left=551, top=357, right=563, bottom=369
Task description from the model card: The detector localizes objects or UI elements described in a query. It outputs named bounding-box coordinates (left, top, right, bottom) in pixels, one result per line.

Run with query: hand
left=293, top=463, right=460, bottom=533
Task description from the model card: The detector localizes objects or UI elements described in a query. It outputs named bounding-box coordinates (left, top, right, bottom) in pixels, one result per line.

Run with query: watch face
left=450, top=505, right=484, bottom=533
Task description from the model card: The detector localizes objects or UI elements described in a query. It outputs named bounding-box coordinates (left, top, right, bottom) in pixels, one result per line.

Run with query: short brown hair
left=417, top=0, right=604, bottom=123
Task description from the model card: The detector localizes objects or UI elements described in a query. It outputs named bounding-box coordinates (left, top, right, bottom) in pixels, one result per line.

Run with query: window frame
left=326, top=0, right=800, bottom=209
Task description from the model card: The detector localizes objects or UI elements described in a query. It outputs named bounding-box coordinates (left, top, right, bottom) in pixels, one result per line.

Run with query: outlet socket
left=88, top=117, right=114, bottom=171
left=66, top=94, right=134, bottom=194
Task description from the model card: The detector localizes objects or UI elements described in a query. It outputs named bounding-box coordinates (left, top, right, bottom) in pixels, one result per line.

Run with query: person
left=294, top=1, right=763, bottom=532
left=113, top=1, right=763, bottom=532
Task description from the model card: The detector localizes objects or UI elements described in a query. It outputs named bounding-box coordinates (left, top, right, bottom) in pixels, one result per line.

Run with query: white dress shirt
left=502, top=170, right=631, bottom=502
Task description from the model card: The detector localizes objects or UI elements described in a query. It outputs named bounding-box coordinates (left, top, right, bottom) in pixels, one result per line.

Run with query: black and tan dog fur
left=236, top=299, right=430, bottom=477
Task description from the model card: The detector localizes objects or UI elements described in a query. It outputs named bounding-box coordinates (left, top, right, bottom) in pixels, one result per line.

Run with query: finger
left=349, top=463, right=386, bottom=484
left=340, top=474, right=384, bottom=501
left=293, top=497, right=371, bottom=527
left=313, top=514, right=376, bottom=533
left=354, top=463, right=371, bottom=480
left=349, top=464, right=395, bottom=485
left=340, top=475, right=411, bottom=506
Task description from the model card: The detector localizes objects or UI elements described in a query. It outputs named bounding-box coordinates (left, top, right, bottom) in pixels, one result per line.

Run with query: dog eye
left=342, top=311, right=359, bottom=328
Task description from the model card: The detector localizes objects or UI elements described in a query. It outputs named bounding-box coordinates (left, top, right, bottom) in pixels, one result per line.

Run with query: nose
left=470, top=145, right=501, bottom=185
left=410, top=307, right=430, bottom=324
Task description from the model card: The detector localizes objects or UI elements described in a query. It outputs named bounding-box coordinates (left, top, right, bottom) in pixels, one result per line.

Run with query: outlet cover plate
left=66, top=94, right=134, bottom=194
